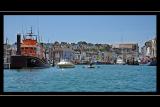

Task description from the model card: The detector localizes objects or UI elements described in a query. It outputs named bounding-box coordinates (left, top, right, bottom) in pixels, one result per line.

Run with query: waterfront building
left=11, top=43, right=17, bottom=56
left=4, top=44, right=11, bottom=64
left=103, top=51, right=112, bottom=63
left=150, top=38, right=156, bottom=58
left=4, top=43, right=17, bottom=64
left=52, top=43, right=63, bottom=63
left=74, top=51, right=81, bottom=64
left=140, top=37, right=156, bottom=65
left=112, top=43, right=139, bottom=62
left=141, top=37, right=156, bottom=58
left=62, top=48, right=75, bottom=61
left=141, top=46, right=147, bottom=57
left=52, top=42, right=75, bottom=63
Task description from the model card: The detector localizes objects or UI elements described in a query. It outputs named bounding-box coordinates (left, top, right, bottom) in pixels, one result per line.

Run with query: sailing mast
left=122, top=35, right=125, bottom=64
left=22, top=25, right=25, bottom=40
left=6, top=37, right=8, bottom=45
left=121, top=35, right=124, bottom=62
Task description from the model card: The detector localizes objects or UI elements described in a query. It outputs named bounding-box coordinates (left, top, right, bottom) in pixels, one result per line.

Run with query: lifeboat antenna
left=22, top=25, right=24, bottom=35
left=38, top=28, right=40, bottom=42
left=22, top=25, right=25, bottom=40
left=24, top=24, right=27, bottom=39
left=37, top=26, right=41, bottom=43
left=30, top=26, right=33, bottom=34
left=37, top=16, right=40, bottom=43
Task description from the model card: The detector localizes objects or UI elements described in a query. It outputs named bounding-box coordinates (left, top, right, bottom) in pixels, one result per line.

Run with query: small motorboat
left=87, top=63, right=96, bottom=68
left=116, top=58, right=125, bottom=65
left=57, top=60, right=75, bottom=68
left=87, top=65, right=95, bottom=68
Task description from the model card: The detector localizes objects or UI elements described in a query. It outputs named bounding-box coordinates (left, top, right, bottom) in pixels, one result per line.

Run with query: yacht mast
left=121, top=35, right=124, bottom=61
left=6, top=37, right=8, bottom=45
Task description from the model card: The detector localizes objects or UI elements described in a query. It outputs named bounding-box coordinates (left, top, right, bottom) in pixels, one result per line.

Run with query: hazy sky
left=4, top=15, right=156, bottom=48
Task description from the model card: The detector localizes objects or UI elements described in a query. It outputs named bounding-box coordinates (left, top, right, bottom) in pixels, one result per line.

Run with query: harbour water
left=4, top=65, right=156, bottom=92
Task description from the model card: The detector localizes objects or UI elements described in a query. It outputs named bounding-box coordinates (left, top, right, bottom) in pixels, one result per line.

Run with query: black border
left=1, top=11, right=159, bottom=96
left=1, top=1, right=160, bottom=11
left=0, top=13, right=3, bottom=95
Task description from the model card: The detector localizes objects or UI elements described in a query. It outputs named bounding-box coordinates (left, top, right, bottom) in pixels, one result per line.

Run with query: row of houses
left=43, top=42, right=139, bottom=64
left=3, top=41, right=143, bottom=64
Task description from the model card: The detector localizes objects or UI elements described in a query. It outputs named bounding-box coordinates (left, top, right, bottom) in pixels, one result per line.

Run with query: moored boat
left=116, top=57, right=125, bottom=65
left=139, top=57, right=156, bottom=66
left=140, top=60, right=156, bottom=66
left=10, top=28, right=51, bottom=69
left=57, top=60, right=75, bottom=68
left=149, top=60, right=156, bottom=66
left=10, top=55, right=50, bottom=69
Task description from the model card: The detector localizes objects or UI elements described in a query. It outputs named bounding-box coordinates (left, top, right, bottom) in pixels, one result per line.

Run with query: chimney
left=16, top=33, right=21, bottom=55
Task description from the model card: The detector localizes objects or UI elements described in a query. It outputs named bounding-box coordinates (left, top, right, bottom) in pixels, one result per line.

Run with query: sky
left=4, top=15, right=156, bottom=48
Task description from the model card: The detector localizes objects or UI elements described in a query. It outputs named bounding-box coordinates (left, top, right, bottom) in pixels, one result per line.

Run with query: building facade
left=112, top=43, right=139, bottom=62
left=141, top=38, right=156, bottom=58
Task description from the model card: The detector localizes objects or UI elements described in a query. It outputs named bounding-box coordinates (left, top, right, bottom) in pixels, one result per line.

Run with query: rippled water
left=4, top=65, right=156, bottom=92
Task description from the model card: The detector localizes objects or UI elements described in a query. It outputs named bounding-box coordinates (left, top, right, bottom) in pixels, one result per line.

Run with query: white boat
left=116, top=58, right=125, bottom=65
left=57, top=60, right=75, bottom=68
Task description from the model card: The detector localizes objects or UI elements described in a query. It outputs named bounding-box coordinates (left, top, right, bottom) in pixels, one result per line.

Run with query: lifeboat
left=10, top=28, right=51, bottom=69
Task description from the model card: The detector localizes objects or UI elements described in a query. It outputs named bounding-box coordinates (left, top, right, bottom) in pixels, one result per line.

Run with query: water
left=4, top=65, right=156, bottom=92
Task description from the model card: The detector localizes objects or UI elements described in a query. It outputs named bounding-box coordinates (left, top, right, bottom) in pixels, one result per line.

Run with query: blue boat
left=148, top=60, right=156, bottom=66
left=140, top=60, right=156, bottom=66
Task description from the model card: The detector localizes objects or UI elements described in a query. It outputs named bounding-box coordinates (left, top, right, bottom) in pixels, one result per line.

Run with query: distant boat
left=116, top=36, right=126, bottom=65
left=87, top=65, right=95, bottom=68
left=83, top=65, right=96, bottom=69
left=149, top=60, right=156, bottom=66
left=57, top=60, right=75, bottom=68
left=116, top=57, right=125, bottom=65
left=140, top=60, right=156, bottom=66
left=95, top=61, right=105, bottom=65
left=88, top=63, right=96, bottom=68
left=82, top=62, right=96, bottom=69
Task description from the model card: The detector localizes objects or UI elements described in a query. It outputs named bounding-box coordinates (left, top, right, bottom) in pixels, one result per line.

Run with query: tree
left=54, top=41, right=59, bottom=45
left=105, top=45, right=111, bottom=51
left=77, top=41, right=87, bottom=45
left=61, top=42, right=67, bottom=45
left=99, top=47, right=106, bottom=52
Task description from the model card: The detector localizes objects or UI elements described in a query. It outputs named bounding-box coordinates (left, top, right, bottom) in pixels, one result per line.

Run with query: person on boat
left=88, top=62, right=95, bottom=68
left=90, top=63, right=93, bottom=66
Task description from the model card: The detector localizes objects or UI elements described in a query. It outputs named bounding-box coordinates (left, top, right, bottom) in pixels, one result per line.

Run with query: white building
left=142, top=38, right=156, bottom=58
